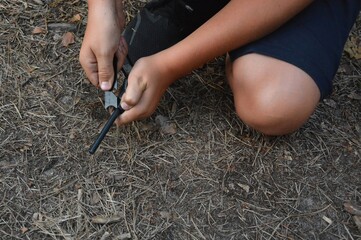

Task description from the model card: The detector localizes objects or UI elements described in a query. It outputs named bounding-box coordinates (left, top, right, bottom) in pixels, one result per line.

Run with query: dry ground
left=1, top=1, right=361, bottom=239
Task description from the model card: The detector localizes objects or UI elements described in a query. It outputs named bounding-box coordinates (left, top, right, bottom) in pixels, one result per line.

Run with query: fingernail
left=121, top=102, right=131, bottom=110
left=101, top=82, right=110, bottom=90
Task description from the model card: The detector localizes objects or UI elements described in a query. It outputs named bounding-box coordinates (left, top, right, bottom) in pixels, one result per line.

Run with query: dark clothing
left=126, top=0, right=360, bottom=99
left=228, top=0, right=361, bottom=99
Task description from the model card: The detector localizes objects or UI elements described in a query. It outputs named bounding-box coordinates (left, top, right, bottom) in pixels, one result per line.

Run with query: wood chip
left=237, top=183, right=250, bottom=193
left=32, top=26, right=45, bottom=35
left=322, top=215, right=333, bottom=225
left=20, top=227, right=29, bottom=234
left=70, top=13, right=81, bottom=23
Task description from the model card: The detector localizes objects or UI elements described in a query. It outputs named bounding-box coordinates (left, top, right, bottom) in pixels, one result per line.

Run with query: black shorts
left=131, top=0, right=360, bottom=99
left=227, top=0, right=361, bottom=100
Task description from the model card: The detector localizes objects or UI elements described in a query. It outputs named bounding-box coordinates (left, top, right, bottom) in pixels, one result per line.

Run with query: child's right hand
left=79, top=0, right=127, bottom=91
left=115, top=53, right=176, bottom=126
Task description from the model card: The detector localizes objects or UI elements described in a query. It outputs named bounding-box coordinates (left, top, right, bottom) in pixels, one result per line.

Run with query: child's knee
left=228, top=54, right=319, bottom=135
left=234, top=99, right=300, bottom=135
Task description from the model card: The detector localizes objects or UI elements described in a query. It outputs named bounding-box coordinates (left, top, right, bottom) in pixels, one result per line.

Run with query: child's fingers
left=79, top=48, right=100, bottom=88
left=115, top=90, right=155, bottom=126
left=97, top=54, right=115, bottom=91
left=120, top=74, right=147, bottom=110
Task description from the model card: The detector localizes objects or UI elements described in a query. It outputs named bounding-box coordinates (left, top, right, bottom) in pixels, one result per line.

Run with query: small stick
left=88, top=107, right=124, bottom=154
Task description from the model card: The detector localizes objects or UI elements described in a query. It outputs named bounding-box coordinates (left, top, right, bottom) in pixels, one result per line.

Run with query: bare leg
left=226, top=53, right=320, bottom=135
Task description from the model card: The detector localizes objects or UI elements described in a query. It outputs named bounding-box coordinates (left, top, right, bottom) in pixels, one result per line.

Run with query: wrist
left=88, top=0, right=114, bottom=8
left=87, top=0, right=125, bottom=29
left=151, top=52, right=179, bottom=87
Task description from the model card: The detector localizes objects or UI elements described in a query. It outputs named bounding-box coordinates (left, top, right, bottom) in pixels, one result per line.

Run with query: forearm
left=159, top=0, right=313, bottom=82
left=87, top=0, right=124, bottom=28
left=80, top=0, right=126, bottom=89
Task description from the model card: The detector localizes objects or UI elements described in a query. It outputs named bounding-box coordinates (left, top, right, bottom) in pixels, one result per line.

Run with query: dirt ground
left=1, top=1, right=361, bottom=239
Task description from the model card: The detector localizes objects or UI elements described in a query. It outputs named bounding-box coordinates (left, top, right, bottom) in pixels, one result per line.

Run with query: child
left=79, top=0, right=360, bottom=135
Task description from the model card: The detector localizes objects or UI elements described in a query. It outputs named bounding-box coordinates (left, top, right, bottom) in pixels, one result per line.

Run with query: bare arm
left=116, top=0, right=314, bottom=125
left=79, top=0, right=127, bottom=90
left=159, top=0, right=313, bottom=81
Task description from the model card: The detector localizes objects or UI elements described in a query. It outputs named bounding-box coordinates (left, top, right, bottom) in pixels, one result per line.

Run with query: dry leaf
left=70, top=13, right=81, bottom=23
left=32, top=26, right=45, bottom=34
left=62, top=32, right=75, bottom=47
left=344, top=36, right=361, bottom=60
left=20, top=227, right=29, bottom=234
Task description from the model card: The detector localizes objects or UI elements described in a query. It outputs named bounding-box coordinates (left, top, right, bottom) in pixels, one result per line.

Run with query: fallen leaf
left=70, top=13, right=81, bottom=23
left=62, top=32, right=75, bottom=47
left=20, top=227, right=29, bottom=234
left=344, top=36, right=361, bottom=60
left=32, top=26, right=45, bottom=34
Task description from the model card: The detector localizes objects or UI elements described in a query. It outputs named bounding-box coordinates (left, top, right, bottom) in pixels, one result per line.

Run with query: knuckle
left=98, top=71, right=112, bottom=80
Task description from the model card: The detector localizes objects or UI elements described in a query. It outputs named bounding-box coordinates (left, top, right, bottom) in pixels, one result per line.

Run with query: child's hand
left=115, top=54, right=174, bottom=126
left=79, top=0, right=127, bottom=91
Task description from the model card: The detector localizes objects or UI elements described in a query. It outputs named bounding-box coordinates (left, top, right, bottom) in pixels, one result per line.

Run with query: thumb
left=97, top=55, right=115, bottom=91
left=120, top=75, right=146, bottom=111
